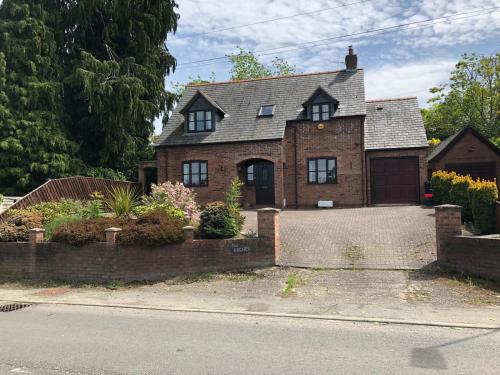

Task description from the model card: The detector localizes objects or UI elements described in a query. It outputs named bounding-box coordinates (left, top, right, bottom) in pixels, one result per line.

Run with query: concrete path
left=1, top=304, right=499, bottom=374
left=244, top=206, right=436, bottom=269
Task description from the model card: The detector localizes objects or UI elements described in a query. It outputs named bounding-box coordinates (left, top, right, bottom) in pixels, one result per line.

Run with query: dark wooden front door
left=254, top=162, right=275, bottom=205
left=371, top=157, right=420, bottom=204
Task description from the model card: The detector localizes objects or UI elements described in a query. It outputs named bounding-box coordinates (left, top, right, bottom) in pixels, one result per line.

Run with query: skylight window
left=258, top=105, right=275, bottom=117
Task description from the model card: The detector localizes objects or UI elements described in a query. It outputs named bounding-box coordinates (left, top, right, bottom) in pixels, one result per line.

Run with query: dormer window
left=312, top=103, right=330, bottom=121
left=188, top=110, right=213, bottom=132
left=258, top=105, right=275, bottom=117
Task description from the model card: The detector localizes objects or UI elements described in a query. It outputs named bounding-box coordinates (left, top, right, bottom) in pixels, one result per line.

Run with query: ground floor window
left=182, top=161, right=208, bottom=187
left=308, top=157, right=337, bottom=184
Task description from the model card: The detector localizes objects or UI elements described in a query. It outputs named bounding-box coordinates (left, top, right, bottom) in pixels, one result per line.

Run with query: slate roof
left=157, top=69, right=366, bottom=146
left=364, top=97, right=428, bottom=150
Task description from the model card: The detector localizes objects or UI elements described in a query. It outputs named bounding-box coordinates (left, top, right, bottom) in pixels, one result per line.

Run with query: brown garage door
left=371, top=157, right=420, bottom=204
left=445, top=162, right=496, bottom=182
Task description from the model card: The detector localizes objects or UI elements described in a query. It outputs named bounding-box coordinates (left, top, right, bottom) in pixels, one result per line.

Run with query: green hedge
left=200, top=202, right=240, bottom=239
left=430, top=170, right=457, bottom=204
left=469, top=179, right=498, bottom=235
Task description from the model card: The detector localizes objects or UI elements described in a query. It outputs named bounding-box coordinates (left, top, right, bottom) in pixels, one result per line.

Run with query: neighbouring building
left=140, top=47, right=429, bottom=208
left=428, top=126, right=500, bottom=187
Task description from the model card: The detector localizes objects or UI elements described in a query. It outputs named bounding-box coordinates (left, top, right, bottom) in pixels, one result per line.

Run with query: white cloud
left=364, top=59, right=456, bottom=106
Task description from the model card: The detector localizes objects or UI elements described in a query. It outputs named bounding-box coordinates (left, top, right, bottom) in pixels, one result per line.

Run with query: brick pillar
left=105, top=227, right=122, bottom=244
left=183, top=226, right=195, bottom=242
left=495, top=201, right=500, bottom=233
left=435, top=205, right=462, bottom=261
left=29, top=228, right=45, bottom=245
left=257, top=208, right=280, bottom=264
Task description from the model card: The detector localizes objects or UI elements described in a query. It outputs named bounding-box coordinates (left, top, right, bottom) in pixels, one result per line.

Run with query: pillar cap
left=29, top=228, right=45, bottom=233
left=257, top=208, right=280, bottom=212
left=435, top=204, right=461, bottom=210
left=105, top=227, right=122, bottom=232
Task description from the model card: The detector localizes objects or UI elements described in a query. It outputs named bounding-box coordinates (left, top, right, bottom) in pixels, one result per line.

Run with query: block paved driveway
left=243, top=206, right=436, bottom=270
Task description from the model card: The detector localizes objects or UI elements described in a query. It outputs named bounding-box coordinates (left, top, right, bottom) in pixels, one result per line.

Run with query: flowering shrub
left=142, top=181, right=200, bottom=222
left=449, top=174, right=474, bottom=221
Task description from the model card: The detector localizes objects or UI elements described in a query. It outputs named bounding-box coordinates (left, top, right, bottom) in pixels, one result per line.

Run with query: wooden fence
left=1, top=176, right=140, bottom=215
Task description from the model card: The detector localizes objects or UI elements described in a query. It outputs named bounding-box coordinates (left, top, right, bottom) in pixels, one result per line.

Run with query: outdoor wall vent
left=318, top=200, right=334, bottom=208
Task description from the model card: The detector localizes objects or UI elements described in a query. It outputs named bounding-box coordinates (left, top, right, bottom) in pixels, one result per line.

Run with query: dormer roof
left=178, top=90, right=226, bottom=116
left=302, top=86, right=339, bottom=107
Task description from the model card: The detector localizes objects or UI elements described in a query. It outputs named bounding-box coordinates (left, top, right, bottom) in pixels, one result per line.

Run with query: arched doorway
left=239, top=159, right=275, bottom=206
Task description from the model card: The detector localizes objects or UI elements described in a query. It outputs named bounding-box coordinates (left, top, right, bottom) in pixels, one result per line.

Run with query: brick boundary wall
left=435, top=204, right=500, bottom=280
left=0, top=209, right=280, bottom=283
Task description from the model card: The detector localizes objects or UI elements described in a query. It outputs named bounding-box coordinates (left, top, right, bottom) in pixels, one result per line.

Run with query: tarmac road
left=0, top=304, right=499, bottom=374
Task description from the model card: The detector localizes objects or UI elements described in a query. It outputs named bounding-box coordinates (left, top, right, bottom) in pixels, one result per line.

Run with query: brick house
left=428, top=126, right=500, bottom=188
left=140, top=47, right=429, bottom=208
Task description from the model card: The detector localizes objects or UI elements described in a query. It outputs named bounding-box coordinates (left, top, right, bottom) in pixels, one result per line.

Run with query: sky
left=157, top=0, right=500, bottom=133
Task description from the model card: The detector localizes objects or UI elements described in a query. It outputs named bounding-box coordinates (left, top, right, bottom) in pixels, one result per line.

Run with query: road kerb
left=1, top=298, right=499, bottom=330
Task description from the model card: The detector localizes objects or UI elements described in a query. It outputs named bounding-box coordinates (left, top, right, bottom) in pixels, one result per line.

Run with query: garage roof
left=364, top=97, right=428, bottom=150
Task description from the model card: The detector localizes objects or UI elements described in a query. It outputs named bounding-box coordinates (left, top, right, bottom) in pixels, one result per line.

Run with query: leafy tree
left=422, top=53, right=499, bottom=140
left=171, top=72, right=217, bottom=103
left=227, top=47, right=297, bottom=81
left=0, top=1, right=77, bottom=195
left=62, top=1, right=179, bottom=177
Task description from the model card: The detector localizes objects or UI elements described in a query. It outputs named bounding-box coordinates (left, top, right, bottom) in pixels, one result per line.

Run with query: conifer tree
left=0, top=1, right=76, bottom=195
left=63, top=1, right=179, bottom=177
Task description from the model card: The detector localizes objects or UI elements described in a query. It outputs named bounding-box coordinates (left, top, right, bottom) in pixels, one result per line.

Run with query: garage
left=445, top=162, right=496, bottom=181
left=370, top=157, right=420, bottom=204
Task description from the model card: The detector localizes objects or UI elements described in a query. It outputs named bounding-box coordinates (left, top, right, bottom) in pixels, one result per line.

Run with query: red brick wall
left=284, top=117, right=365, bottom=207
left=0, top=238, right=274, bottom=283
left=429, top=132, right=500, bottom=186
left=156, top=141, right=285, bottom=207
left=435, top=204, right=500, bottom=280
left=365, top=148, right=428, bottom=205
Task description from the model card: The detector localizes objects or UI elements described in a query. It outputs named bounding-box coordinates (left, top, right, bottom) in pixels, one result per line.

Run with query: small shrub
left=44, top=214, right=83, bottom=240
left=224, top=178, right=245, bottom=231
left=133, top=203, right=186, bottom=221
left=469, top=179, right=498, bottom=235
left=0, top=211, right=43, bottom=242
left=105, top=186, right=139, bottom=218
left=431, top=170, right=457, bottom=204
left=23, top=199, right=83, bottom=224
left=200, top=202, right=239, bottom=239
left=51, top=217, right=119, bottom=247
left=119, top=209, right=187, bottom=246
left=51, top=210, right=187, bottom=247
left=449, top=174, right=474, bottom=222
left=143, top=181, right=200, bottom=222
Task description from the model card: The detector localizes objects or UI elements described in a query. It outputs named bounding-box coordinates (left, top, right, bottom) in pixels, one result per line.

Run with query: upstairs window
left=312, top=103, right=330, bottom=121
left=308, top=157, right=337, bottom=184
left=258, top=105, right=275, bottom=117
left=187, top=110, right=213, bottom=132
left=183, top=161, right=208, bottom=187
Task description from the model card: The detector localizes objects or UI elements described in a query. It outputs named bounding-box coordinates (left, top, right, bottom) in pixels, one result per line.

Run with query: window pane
left=205, top=119, right=212, bottom=130
left=196, top=111, right=204, bottom=131
left=200, top=162, right=207, bottom=173
left=308, top=160, right=316, bottom=172
left=317, top=159, right=326, bottom=171
left=183, top=174, right=190, bottom=186
left=205, top=111, right=212, bottom=120
left=189, top=113, right=195, bottom=122
left=260, top=105, right=274, bottom=116
left=191, top=174, right=199, bottom=186
left=322, top=104, right=329, bottom=113
left=248, top=165, right=254, bottom=174
left=312, top=112, right=319, bottom=121
left=312, top=105, right=319, bottom=113
left=328, top=159, right=336, bottom=172
left=200, top=174, right=208, bottom=185
left=318, top=171, right=327, bottom=183
left=308, top=172, right=316, bottom=183
left=191, top=162, right=199, bottom=173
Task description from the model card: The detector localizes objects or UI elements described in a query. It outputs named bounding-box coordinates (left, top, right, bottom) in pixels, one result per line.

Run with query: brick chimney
left=345, top=46, right=357, bottom=71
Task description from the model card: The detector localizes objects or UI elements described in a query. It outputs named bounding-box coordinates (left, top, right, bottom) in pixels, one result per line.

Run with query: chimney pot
left=345, top=46, right=357, bottom=71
